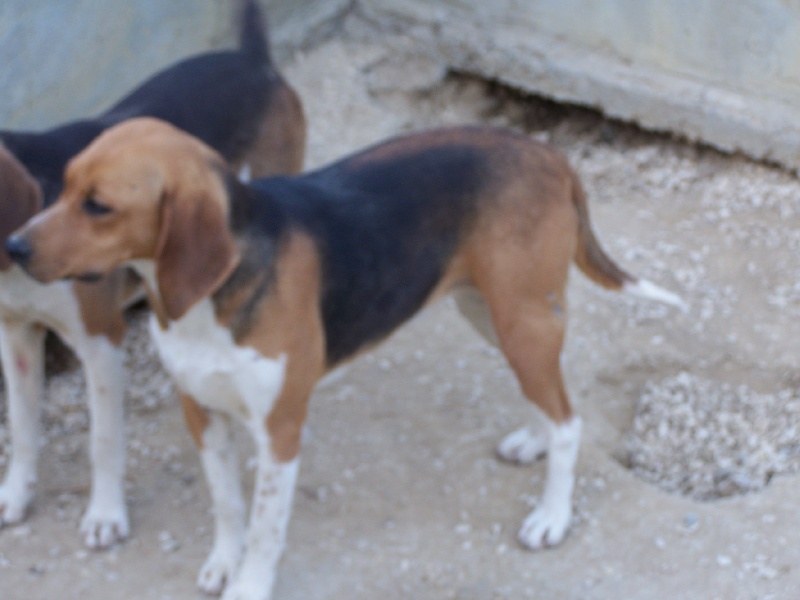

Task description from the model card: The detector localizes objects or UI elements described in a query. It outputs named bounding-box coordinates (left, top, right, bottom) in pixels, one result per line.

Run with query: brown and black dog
left=8, top=118, right=683, bottom=600
left=0, top=1, right=304, bottom=549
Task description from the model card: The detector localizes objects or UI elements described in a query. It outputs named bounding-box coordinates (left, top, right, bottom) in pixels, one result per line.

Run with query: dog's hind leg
left=452, top=287, right=552, bottom=465
left=0, top=317, right=45, bottom=526
left=491, top=292, right=580, bottom=551
left=471, top=212, right=581, bottom=549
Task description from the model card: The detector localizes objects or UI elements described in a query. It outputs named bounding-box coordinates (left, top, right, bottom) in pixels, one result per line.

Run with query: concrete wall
left=362, top=0, right=800, bottom=170
left=0, top=0, right=346, bottom=128
left=4, top=0, right=800, bottom=170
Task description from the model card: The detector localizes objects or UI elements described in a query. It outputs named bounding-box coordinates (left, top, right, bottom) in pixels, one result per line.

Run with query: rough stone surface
left=359, top=0, right=800, bottom=172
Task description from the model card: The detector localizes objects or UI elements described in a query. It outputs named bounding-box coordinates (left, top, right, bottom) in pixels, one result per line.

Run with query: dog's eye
left=82, top=196, right=112, bottom=216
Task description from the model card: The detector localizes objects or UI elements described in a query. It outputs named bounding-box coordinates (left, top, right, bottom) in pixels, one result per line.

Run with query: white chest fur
left=149, top=299, right=287, bottom=424
left=0, top=266, right=83, bottom=331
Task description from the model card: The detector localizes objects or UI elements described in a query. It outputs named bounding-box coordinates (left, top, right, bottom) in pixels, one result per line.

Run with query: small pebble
left=683, top=514, right=699, bottom=531
left=716, top=554, right=732, bottom=567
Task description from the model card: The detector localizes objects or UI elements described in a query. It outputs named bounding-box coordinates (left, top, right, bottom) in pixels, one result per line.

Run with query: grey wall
left=4, top=0, right=800, bottom=170
left=0, top=0, right=344, bottom=128
left=1, top=1, right=225, bottom=127
left=362, top=0, right=800, bottom=170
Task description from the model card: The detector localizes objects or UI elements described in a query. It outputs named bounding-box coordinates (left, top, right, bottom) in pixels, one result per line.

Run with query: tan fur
left=180, top=392, right=211, bottom=449
left=73, top=273, right=135, bottom=347
left=250, top=234, right=325, bottom=461
left=212, top=232, right=325, bottom=461
left=154, top=163, right=240, bottom=321
left=18, top=122, right=233, bottom=299
left=235, top=83, right=307, bottom=178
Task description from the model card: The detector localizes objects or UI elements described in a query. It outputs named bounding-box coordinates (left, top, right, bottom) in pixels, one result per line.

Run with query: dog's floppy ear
left=155, top=182, right=240, bottom=321
left=0, top=146, right=42, bottom=270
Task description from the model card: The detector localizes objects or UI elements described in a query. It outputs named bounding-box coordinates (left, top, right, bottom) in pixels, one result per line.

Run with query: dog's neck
left=127, top=174, right=291, bottom=333
left=222, top=170, right=290, bottom=240
left=205, top=173, right=289, bottom=342
left=127, top=259, right=172, bottom=329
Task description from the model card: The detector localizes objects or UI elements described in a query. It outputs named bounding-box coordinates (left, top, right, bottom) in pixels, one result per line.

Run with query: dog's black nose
left=4, top=235, right=33, bottom=266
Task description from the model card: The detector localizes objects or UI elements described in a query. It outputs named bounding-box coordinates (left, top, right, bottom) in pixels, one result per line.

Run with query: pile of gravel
left=621, top=371, right=800, bottom=500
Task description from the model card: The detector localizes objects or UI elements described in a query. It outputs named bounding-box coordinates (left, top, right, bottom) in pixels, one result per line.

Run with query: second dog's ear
left=155, top=185, right=240, bottom=321
left=0, top=146, right=42, bottom=270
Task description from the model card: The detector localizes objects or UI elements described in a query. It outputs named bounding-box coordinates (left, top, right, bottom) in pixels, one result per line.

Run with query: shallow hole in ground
left=610, top=360, right=800, bottom=501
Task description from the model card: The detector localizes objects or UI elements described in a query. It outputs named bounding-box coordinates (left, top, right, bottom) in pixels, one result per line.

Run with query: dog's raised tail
left=570, top=170, right=687, bottom=312
left=238, top=0, right=272, bottom=67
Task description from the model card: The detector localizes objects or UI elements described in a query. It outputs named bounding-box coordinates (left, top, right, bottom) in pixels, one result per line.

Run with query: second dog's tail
left=570, top=168, right=687, bottom=311
left=238, top=0, right=272, bottom=67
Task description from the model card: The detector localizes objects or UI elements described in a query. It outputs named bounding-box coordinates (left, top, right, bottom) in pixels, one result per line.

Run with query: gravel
left=622, top=371, right=800, bottom=500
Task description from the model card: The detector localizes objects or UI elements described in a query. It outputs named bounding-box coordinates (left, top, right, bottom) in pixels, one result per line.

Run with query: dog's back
left=101, top=0, right=287, bottom=166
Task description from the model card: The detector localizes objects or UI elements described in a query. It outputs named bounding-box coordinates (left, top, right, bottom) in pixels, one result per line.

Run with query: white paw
left=220, top=573, right=276, bottom=600
left=80, top=506, right=130, bottom=549
left=496, top=428, right=548, bottom=465
left=517, top=502, right=572, bottom=550
left=198, top=547, right=241, bottom=596
left=0, top=483, right=32, bottom=526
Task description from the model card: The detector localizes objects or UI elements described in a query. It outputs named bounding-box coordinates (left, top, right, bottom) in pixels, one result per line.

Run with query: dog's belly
left=149, top=299, right=287, bottom=423
left=451, top=286, right=498, bottom=347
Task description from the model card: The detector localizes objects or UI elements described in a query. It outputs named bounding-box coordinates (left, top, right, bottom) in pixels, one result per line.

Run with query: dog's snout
left=4, top=235, right=33, bottom=266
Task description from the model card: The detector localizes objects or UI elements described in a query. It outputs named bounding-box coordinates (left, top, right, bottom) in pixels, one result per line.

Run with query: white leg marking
left=496, top=426, right=548, bottom=465
left=0, top=319, right=44, bottom=526
left=78, top=336, right=129, bottom=549
left=518, top=416, right=581, bottom=550
left=197, top=412, right=247, bottom=596
left=221, top=434, right=299, bottom=600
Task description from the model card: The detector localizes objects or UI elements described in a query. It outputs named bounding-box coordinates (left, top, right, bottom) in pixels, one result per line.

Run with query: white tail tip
left=623, top=279, right=688, bottom=313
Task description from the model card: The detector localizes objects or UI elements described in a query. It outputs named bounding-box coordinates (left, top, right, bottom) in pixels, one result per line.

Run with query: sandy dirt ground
left=2, top=21, right=800, bottom=600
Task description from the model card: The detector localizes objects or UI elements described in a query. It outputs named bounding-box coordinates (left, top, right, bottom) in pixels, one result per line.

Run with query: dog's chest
left=149, top=299, right=287, bottom=421
left=0, top=267, right=82, bottom=332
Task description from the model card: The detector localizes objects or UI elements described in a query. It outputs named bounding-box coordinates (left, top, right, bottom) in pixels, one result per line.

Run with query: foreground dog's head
left=7, top=117, right=240, bottom=319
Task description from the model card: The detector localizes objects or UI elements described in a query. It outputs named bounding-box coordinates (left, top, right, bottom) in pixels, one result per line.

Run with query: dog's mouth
left=75, top=272, right=103, bottom=283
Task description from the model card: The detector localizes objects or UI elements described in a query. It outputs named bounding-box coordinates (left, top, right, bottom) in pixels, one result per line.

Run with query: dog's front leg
left=0, top=317, right=45, bottom=526
left=77, top=334, right=128, bottom=549
left=187, top=403, right=247, bottom=596
left=221, top=429, right=299, bottom=600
